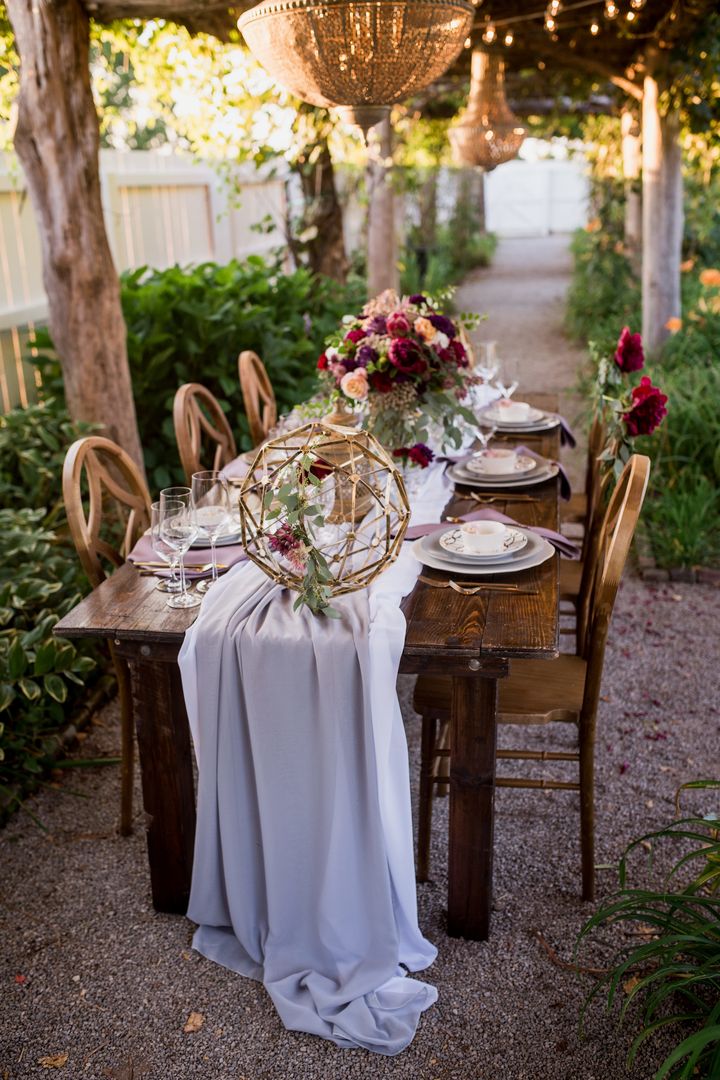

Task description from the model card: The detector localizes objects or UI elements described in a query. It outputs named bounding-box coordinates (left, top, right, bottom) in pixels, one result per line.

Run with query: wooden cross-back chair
left=62, top=436, right=152, bottom=836
left=173, top=383, right=237, bottom=485
left=238, top=350, right=277, bottom=447
left=413, top=453, right=651, bottom=901
left=562, top=410, right=607, bottom=548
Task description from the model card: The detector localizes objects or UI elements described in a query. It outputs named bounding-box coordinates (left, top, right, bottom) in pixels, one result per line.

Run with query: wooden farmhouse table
left=54, top=393, right=562, bottom=941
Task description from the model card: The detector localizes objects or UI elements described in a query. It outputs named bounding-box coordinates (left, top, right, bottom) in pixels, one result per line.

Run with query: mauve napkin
left=405, top=508, right=581, bottom=559
left=128, top=534, right=248, bottom=579
left=514, top=445, right=572, bottom=501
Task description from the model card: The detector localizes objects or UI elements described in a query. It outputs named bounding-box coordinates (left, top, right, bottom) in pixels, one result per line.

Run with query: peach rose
left=699, top=268, right=720, bottom=287
left=414, top=316, right=435, bottom=342
left=665, top=317, right=682, bottom=334
left=340, top=368, right=368, bottom=401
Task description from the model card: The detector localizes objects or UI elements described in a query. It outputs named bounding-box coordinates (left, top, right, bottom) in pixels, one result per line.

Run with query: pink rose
left=340, top=368, right=369, bottom=401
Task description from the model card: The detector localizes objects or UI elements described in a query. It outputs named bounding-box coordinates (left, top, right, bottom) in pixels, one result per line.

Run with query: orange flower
left=614, top=241, right=625, bottom=255
left=585, top=218, right=601, bottom=233
left=680, top=258, right=695, bottom=273
left=699, top=268, right=720, bottom=287
left=665, top=317, right=682, bottom=334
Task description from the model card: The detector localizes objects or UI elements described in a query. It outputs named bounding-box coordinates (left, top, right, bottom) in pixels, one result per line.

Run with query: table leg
left=447, top=673, right=499, bottom=940
left=124, top=651, right=196, bottom=913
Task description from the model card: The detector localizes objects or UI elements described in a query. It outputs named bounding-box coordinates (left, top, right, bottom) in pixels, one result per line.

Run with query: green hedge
left=37, top=255, right=366, bottom=492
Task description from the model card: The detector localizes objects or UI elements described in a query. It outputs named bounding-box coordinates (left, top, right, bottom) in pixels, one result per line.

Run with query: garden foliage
left=0, top=401, right=98, bottom=817
left=566, top=177, right=720, bottom=569
left=579, top=780, right=720, bottom=1080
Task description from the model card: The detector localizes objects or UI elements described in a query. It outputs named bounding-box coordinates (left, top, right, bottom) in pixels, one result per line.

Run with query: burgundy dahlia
left=623, top=376, right=668, bottom=436
left=439, top=339, right=467, bottom=367
left=428, top=314, right=456, bottom=339
left=388, top=337, right=427, bottom=376
left=614, top=327, right=645, bottom=373
left=368, top=369, right=394, bottom=393
left=386, top=311, right=411, bottom=337
left=408, top=294, right=427, bottom=306
left=393, top=443, right=435, bottom=469
left=345, top=327, right=366, bottom=345
left=365, top=315, right=388, bottom=335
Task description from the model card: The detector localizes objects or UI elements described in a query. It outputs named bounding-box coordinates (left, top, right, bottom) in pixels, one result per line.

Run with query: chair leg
left=112, top=650, right=134, bottom=836
left=435, top=718, right=451, bottom=797
left=579, top=725, right=595, bottom=901
left=417, top=715, right=438, bottom=882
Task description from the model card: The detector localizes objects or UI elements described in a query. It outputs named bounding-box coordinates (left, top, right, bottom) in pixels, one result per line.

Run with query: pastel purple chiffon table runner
left=405, top=508, right=580, bottom=559
left=127, top=534, right=248, bottom=579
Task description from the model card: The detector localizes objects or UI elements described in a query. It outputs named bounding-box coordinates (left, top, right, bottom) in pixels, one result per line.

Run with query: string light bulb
left=464, top=36, right=472, bottom=47
left=604, top=0, right=619, bottom=17
left=548, top=0, right=561, bottom=14
left=590, top=19, right=600, bottom=33
left=544, top=14, right=557, bottom=31
left=482, top=20, right=497, bottom=43
left=626, top=9, right=636, bottom=20
left=629, top=0, right=646, bottom=7
left=504, top=29, right=514, bottom=45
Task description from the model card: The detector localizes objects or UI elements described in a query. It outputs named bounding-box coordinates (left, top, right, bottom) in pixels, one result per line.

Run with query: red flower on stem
left=393, top=443, right=435, bottom=469
left=623, top=376, right=668, bottom=436
left=317, top=353, right=329, bottom=371
left=614, top=327, right=644, bottom=373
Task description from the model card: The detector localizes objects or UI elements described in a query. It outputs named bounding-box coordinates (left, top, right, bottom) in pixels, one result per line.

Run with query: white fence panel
left=485, top=158, right=589, bottom=237
left=0, top=150, right=289, bottom=410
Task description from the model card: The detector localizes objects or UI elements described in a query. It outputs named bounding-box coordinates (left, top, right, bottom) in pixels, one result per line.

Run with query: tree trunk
left=419, top=169, right=438, bottom=246
left=296, top=135, right=348, bottom=283
left=7, top=0, right=144, bottom=471
left=621, top=107, right=642, bottom=270
left=641, top=66, right=683, bottom=354
left=366, top=118, right=399, bottom=296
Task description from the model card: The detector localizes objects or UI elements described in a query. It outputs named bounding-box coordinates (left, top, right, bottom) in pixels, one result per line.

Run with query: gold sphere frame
left=237, top=421, right=411, bottom=598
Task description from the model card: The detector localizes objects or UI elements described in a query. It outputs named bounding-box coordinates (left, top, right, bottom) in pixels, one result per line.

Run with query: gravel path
left=4, top=238, right=717, bottom=1079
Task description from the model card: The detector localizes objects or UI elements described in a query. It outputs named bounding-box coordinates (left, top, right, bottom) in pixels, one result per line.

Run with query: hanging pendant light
left=238, top=0, right=475, bottom=137
left=449, top=48, right=525, bottom=170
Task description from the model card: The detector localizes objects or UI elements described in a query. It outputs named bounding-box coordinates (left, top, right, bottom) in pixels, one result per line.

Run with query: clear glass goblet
left=150, top=502, right=182, bottom=593
left=159, top=493, right=201, bottom=609
left=191, top=471, right=231, bottom=593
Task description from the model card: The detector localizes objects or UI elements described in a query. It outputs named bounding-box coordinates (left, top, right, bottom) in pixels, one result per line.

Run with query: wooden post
left=641, top=63, right=683, bottom=353
left=7, top=0, right=145, bottom=471
left=366, top=117, right=399, bottom=296
left=621, top=108, right=642, bottom=269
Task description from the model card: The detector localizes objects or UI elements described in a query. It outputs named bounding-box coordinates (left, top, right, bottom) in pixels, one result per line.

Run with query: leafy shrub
left=401, top=227, right=497, bottom=297
left=579, top=780, right=720, bottom=1080
left=565, top=228, right=640, bottom=355
left=0, top=509, right=96, bottom=813
left=0, top=401, right=101, bottom=814
left=34, top=256, right=366, bottom=492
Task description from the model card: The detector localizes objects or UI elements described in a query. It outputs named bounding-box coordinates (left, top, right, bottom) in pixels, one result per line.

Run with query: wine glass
left=150, top=502, right=182, bottom=593
left=474, top=423, right=498, bottom=452
left=476, top=342, right=499, bottom=384
left=494, top=378, right=519, bottom=400
left=191, top=471, right=231, bottom=592
left=159, top=493, right=201, bottom=609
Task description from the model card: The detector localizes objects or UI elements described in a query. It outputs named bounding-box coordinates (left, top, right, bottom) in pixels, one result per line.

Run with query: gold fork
left=419, top=575, right=538, bottom=596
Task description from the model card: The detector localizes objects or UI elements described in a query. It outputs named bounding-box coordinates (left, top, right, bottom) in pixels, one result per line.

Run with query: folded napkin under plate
left=127, top=534, right=248, bottom=579
left=405, top=508, right=581, bottom=560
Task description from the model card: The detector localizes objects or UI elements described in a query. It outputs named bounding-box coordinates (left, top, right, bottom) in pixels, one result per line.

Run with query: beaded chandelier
left=450, top=49, right=525, bottom=169
left=238, top=0, right=475, bottom=137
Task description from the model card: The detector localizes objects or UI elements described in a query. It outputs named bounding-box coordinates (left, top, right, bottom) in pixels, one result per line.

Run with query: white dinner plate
left=449, top=462, right=559, bottom=489
left=437, top=526, right=528, bottom=561
left=487, top=417, right=560, bottom=434
left=190, top=526, right=242, bottom=549
left=412, top=529, right=555, bottom=576
left=480, top=404, right=545, bottom=425
left=464, top=453, right=537, bottom=477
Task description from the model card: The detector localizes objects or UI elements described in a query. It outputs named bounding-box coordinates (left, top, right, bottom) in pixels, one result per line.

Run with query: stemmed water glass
left=191, top=470, right=231, bottom=592
left=159, top=492, right=201, bottom=609
left=494, top=378, right=519, bottom=399
left=150, top=502, right=182, bottom=593
left=474, top=423, right=498, bottom=453
left=476, top=342, right=499, bottom=384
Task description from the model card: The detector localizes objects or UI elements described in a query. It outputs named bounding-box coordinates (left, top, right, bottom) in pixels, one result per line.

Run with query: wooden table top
left=55, top=394, right=562, bottom=666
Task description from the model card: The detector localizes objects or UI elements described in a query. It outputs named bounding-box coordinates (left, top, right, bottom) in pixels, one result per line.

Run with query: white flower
left=433, top=331, right=450, bottom=351
left=326, top=346, right=339, bottom=361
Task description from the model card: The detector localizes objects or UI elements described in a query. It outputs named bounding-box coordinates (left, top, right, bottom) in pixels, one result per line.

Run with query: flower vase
left=322, top=398, right=361, bottom=430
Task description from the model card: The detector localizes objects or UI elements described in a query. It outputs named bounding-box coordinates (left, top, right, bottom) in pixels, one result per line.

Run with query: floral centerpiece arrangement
left=316, top=289, right=479, bottom=468
left=593, top=326, right=669, bottom=476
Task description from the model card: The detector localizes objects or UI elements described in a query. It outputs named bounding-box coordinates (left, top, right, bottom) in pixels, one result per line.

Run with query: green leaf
left=8, top=638, right=27, bottom=680
left=43, top=674, right=67, bottom=703
left=18, top=677, right=41, bottom=701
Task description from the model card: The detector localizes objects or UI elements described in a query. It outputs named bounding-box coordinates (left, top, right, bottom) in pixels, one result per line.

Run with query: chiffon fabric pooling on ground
left=178, top=463, right=456, bottom=1054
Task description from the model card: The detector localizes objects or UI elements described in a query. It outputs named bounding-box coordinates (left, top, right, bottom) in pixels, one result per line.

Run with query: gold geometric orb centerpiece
left=237, top=421, right=410, bottom=604
left=450, top=48, right=525, bottom=169
left=238, top=0, right=475, bottom=137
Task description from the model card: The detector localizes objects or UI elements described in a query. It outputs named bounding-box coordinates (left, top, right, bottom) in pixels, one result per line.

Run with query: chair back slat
left=173, top=383, right=237, bottom=485
left=580, top=454, right=651, bottom=717
left=63, top=436, right=151, bottom=590
left=238, top=351, right=277, bottom=446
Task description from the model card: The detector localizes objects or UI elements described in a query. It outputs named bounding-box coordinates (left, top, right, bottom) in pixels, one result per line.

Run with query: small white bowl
left=497, top=399, right=531, bottom=422
left=478, top=448, right=518, bottom=474
left=461, top=520, right=510, bottom=555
